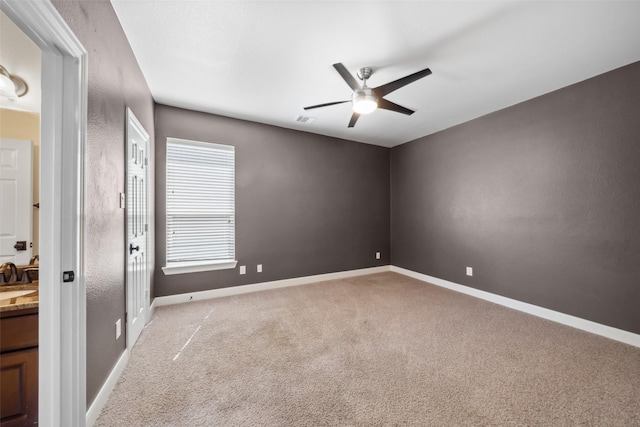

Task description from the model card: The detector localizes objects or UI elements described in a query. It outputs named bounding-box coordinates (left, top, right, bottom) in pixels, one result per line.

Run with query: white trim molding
left=149, top=297, right=158, bottom=321
left=154, top=266, right=391, bottom=307
left=85, top=350, right=129, bottom=427
left=391, top=266, right=640, bottom=349
left=162, top=259, right=238, bottom=275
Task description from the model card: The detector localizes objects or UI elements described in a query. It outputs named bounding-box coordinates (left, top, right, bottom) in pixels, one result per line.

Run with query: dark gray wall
left=53, top=0, right=155, bottom=406
left=391, top=61, right=640, bottom=334
left=154, top=105, right=390, bottom=296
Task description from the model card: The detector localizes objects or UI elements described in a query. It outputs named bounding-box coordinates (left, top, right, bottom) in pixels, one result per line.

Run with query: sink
left=0, top=289, right=39, bottom=308
left=1, top=290, right=37, bottom=299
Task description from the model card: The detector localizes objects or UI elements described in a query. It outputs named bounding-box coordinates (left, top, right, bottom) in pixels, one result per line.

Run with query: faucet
left=29, top=255, right=39, bottom=265
left=0, top=262, right=19, bottom=284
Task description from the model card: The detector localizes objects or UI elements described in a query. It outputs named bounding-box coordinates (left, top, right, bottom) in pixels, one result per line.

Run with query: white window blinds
left=165, top=138, right=235, bottom=269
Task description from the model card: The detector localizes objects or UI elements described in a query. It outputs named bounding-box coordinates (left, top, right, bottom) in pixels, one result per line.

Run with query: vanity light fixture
left=0, top=65, right=29, bottom=100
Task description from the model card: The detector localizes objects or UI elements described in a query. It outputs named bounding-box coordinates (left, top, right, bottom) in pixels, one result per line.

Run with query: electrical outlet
left=115, top=319, right=121, bottom=340
left=466, top=267, right=473, bottom=277
left=257, top=264, right=262, bottom=273
left=376, top=252, right=381, bottom=260
left=239, top=265, right=246, bottom=275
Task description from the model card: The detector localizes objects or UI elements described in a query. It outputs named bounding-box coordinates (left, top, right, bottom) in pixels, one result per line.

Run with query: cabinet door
left=0, top=348, right=38, bottom=426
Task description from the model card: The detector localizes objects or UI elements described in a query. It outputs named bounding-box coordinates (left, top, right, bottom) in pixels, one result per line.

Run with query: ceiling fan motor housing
left=357, top=67, right=373, bottom=81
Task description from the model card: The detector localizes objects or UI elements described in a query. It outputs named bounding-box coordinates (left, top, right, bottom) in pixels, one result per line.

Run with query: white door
left=126, top=108, right=150, bottom=349
left=0, top=138, right=33, bottom=265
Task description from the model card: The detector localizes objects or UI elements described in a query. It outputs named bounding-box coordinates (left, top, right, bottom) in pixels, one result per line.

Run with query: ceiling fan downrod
left=357, top=67, right=373, bottom=85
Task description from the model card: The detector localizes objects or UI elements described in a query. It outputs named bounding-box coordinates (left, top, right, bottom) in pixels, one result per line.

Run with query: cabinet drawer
left=0, top=313, right=38, bottom=353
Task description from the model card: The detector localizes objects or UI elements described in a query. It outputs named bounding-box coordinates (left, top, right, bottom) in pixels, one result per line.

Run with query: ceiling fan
left=304, top=63, right=432, bottom=128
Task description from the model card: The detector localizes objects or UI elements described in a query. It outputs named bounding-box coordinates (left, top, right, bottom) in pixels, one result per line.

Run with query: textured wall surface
left=154, top=105, right=390, bottom=296
left=391, top=61, right=640, bottom=334
left=52, top=0, right=155, bottom=406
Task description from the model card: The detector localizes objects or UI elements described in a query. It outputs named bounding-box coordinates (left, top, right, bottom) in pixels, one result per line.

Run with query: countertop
left=0, top=282, right=39, bottom=312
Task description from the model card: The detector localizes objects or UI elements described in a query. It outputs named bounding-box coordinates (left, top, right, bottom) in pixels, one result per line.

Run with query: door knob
left=14, top=241, right=27, bottom=251
left=129, top=243, right=140, bottom=255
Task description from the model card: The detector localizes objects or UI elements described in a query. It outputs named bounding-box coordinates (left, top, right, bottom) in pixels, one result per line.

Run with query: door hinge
left=144, top=157, right=148, bottom=166
left=145, top=223, right=148, bottom=232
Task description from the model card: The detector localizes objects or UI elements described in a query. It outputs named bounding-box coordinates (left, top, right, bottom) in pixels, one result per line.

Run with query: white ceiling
left=0, top=10, right=41, bottom=113
left=111, top=1, right=640, bottom=148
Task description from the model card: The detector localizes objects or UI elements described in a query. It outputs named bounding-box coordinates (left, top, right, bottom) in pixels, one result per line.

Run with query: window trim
left=163, top=137, right=237, bottom=275
left=162, top=259, right=238, bottom=275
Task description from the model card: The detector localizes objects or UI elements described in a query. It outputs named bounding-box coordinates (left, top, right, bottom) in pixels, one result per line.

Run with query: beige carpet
left=95, top=272, right=640, bottom=426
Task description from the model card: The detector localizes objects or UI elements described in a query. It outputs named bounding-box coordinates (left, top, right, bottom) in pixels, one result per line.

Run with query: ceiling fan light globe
left=353, top=99, right=377, bottom=114
left=352, top=88, right=378, bottom=114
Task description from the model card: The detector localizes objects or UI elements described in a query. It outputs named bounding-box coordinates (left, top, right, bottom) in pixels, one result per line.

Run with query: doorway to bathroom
left=1, top=1, right=88, bottom=425
left=0, top=9, right=42, bottom=426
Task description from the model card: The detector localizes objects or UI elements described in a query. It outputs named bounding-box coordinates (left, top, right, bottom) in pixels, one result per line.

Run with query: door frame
left=125, top=107, right=151, bottom=350
left=1, top=1, right=87, bottom=426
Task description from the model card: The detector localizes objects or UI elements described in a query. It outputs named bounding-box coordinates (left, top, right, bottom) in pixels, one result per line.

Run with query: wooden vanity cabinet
left=0, top=307, right=38, bottom=426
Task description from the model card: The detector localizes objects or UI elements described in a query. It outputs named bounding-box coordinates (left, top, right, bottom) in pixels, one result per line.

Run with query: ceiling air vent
left=294, top=115, right=316, bottom=124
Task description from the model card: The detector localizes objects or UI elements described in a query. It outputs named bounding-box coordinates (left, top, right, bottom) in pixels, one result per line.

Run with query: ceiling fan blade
left=304, top=100, right=350, bottom=110
left=348, top=112, right=360, bottom=128
left=373, top=67, right=432, bottom=97
left=333, top=63, right=361, bottom=92
left=377, top=98, right=415, bottom=115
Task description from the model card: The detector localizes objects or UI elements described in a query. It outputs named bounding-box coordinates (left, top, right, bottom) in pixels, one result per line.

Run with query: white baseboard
left=391, top=266, right=640, bottom=349
left=86, top=349, right=129, bottom=427
left=154, top=265, right=391, bottom=307
left=148, top=297, right=157, bottom=322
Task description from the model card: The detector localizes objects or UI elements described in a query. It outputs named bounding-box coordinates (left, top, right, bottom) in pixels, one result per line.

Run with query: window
left=162, top=138, right=236, bottom=275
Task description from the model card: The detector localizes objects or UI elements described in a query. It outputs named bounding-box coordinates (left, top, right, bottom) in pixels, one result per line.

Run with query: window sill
left=162, top=260, right=238, bottom=275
